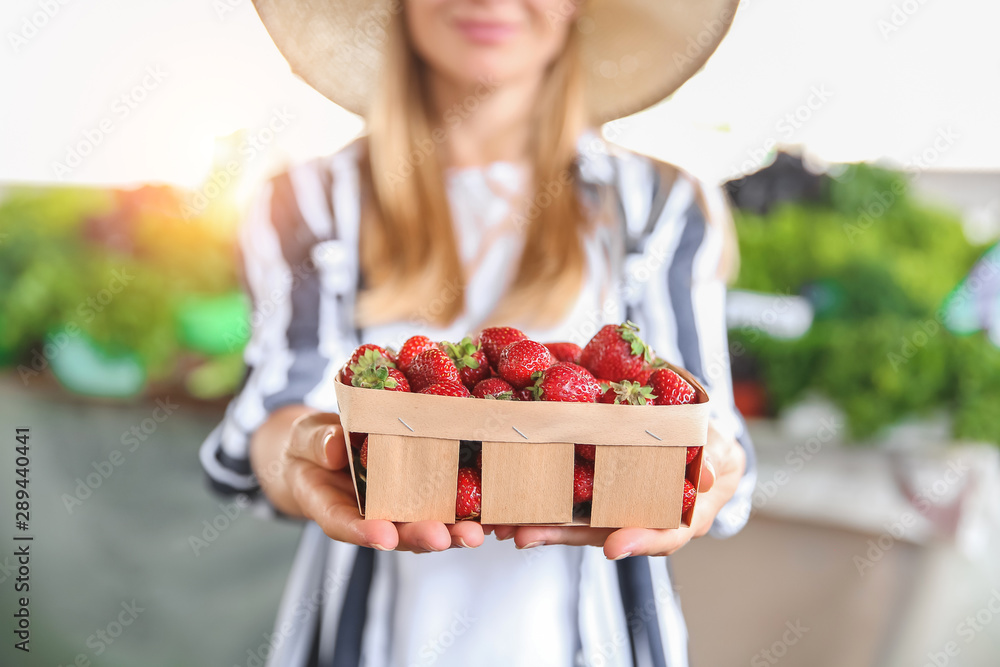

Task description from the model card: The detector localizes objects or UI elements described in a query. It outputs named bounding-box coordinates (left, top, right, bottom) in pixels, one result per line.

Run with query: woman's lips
left=455, top=20, right=518, bottom=45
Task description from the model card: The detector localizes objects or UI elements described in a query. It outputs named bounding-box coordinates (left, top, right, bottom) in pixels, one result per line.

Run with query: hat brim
left=253, top=0, right=739, bottom=123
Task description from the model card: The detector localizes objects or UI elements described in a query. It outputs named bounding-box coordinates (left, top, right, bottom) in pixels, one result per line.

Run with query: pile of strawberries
left=341, top=322, right=701, bottom=521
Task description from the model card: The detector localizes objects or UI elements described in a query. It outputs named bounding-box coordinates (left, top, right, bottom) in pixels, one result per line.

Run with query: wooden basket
left=333, top=365, right=709, bottom=529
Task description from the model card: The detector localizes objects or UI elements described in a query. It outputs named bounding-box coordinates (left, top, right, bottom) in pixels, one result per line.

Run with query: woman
left=201, top=1, right=755, bottom=665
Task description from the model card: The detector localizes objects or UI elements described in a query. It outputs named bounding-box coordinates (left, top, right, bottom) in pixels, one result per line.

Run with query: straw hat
left=252, top=0, right=739, bottom=123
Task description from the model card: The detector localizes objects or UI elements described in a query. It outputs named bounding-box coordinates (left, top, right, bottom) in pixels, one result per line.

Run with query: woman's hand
left=251, top=407, right=486, bottom=553
left=489, top=423, right=746, bottom=559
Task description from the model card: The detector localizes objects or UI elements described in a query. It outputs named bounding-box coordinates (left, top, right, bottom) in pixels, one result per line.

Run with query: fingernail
left=370, top=543, right=390, bottom=551
left=518, top=541, right=545, bottom=550
left=457, top=538, right=470, bottom=548
left=704, top=459, right=716, bottom=478
left=610, top=551, right=632, bottom=561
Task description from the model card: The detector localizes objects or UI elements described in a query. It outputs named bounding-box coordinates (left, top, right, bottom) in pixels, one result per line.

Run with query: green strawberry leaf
left=619, top=322, right=653, bottom=363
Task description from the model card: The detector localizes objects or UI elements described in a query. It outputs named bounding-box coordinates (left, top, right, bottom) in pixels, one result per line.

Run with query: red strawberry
left=635, top=357, right=669, bottom=385
left=597, top=380, right=656, bottom=405
left=531, top=364, right=600, bottom=402
left=549, top=361, right=596, bottom=380
left=479, top=326, right=527, bottom=369
left=349, top=431, right=367, bottom=451
left=407, top=348, right=460, bottom=393
left=472, top=377, right=515, bottom=399
left=686, top=446, right=701, bottom=465
left=647, top=368, right=696, bottom=405
left=396, top=335, right=438, bottom=373
left=352, top=365, right=411, bottom=392
left=418, top=382, right=471, bottom=397
left=498, top=339, right=551, bottom=389
left=682, top=478, right=697, bottom=513
left=456, top=467, right=482, bottom=520
left=360, top=436, right=368, bottom=468
left=573, top=458, right=594, bottom=504
left=343, top=344, right=396, bottom=384
left=442, top=337, right=490, bottom=390
left=580, top=321, right=653, bottom=382
left=575, top=444, right=596, bottom=460
left=514, top=387, right=534, bottom=401
left=544, top=342, right=582, bottom=364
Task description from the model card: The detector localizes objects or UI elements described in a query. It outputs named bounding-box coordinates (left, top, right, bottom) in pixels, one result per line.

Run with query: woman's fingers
left=449, top=521, right=486, bottom=549
left=602, top=526, right=694, bottom=559
left=490, top=525, right=516, bottom=541
left=395, top=520, right=454, bottom=552
left=698, top=457, right=716, bottom=492
left=291, top=462, right=399, bottom=549
left=508, top=525, right=615, bottom=550
left=288, top=412, right=346, bottom=470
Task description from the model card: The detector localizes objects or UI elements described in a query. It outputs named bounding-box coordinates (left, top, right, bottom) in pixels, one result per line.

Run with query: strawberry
left=498, top=339, right=551, bottom=389
left=342, top=344, right=396, bottom=384
left=479, top=326, right=527, bottom=369
left=647, top=368, right=696, bottom=405
left=352, top=365, right=410, bottom=392
left=686, top=446, right=701, bottom=465
left=549, top=361, right=596, bottom=380
left=573, top=458, right=594, bottom=504
left=418, top=382, right=471, bottom=397
left=442, top=337, right=490, bottom=390
left=514, top=387, right=534, bottom=401
left=682, top=478, right=697, bottom=513
left=575, top=444, right=596, bottom=461
left=580, top=321, right=653, bottom=382
left=597, top=380, right=656, bottom=405
left=634, top=369, right=654, bottom=386
left=544, top=342, right=582, bottom=364
left=635, top=357, right=669, bottom=385
left=530, top=364, right=600, bottom=402
left=396, top=335, right=439, bottom=373
left=349, top=431, right=367, bottom=451
left=456, top=467, right=482, bottom=520
left=472, top=377, right=515, bottom=399
left=406, top=348, right=460, bottom=393
left=360, top=435, right=369, bottom=468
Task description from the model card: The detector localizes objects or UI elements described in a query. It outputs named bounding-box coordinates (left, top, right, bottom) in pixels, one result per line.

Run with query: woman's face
left=405, top=0, right=578, bottom=89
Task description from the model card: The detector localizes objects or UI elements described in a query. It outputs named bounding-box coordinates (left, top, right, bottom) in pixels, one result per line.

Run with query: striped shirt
left=200, top=133, right=756, bottom=667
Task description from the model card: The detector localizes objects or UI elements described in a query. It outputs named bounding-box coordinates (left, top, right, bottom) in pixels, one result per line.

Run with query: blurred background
left=2, top=0, right=1000, bottom=665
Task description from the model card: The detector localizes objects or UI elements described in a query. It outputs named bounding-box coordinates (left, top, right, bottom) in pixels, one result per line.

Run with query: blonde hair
left=357, top=9, right=588, bottom=329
